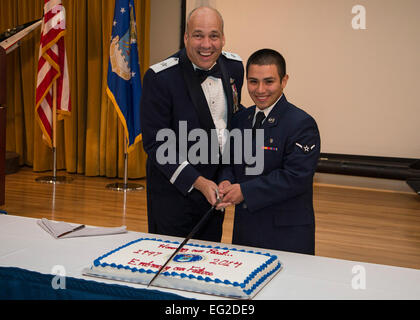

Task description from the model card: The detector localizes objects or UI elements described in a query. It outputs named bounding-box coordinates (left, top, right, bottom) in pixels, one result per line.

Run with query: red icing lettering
left=126, top=257, right=173, bottom=272
left=206, top=248, right=231, bottom=256
left=187, top=266, right=213, bottom=276
left=127, top=258, right=140, bottom=265
left=138, top=261, right=154, bottom=268
left=218, top=260, right=232, bottom=267
left=173, top=267, right=186, bottom=272
left=133, top=249, right=163, bottom=257
left=158, top=244, right=177, bottom=250
left=209, top=258, right=243, bottom=268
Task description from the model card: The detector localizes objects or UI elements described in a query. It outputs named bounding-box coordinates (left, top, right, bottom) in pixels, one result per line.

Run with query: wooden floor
left=1, top=167, right=420, bottom=270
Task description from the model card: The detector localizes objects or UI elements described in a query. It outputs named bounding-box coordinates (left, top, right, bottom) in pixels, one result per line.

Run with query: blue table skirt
left=0, top=267, right=191, bottom=300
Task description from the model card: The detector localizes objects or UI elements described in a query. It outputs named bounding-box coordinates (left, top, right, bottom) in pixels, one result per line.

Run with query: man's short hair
left=246, top=49, right=286, bottom=79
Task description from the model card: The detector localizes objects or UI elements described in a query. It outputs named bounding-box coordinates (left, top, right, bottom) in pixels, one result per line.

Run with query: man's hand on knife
left=216, top=180, right=244, bottom=210
left=193, top=176, right=220, bottom=206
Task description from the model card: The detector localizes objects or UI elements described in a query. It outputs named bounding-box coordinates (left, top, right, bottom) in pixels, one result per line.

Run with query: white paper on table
left=37, top=218, right=127, bottom=239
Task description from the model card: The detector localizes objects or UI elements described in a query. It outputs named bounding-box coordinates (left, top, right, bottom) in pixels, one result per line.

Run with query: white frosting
left=89, top=238, right=281, bottom=299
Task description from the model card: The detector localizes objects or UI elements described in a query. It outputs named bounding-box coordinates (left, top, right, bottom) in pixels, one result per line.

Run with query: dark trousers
left=147, top=187, right=224, bottom=242
left=233, top=224, right=315, bottom=255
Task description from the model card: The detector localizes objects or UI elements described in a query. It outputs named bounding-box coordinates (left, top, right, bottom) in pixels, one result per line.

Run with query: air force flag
left=106, top=0, right=142, bottom=152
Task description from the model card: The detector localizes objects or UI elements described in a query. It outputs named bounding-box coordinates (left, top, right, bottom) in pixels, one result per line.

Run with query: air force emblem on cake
left=173, top=254, right=204, bottom=263
left=296, top=142, right=316, bottom=154
left=109, top=5, right=138, bottom=81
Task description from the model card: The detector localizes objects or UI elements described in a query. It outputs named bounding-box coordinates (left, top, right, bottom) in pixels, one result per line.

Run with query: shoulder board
left=150, top=57, right=179, bottom=73
left=222, top=51, right=242, bottom=62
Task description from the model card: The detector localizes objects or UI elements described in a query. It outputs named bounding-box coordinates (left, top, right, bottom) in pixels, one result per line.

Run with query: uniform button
left=242, top=203, right=247, bottom=209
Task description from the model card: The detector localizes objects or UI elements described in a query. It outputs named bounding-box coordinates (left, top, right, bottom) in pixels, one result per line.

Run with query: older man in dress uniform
left=140, top=6, right=244, bottom=241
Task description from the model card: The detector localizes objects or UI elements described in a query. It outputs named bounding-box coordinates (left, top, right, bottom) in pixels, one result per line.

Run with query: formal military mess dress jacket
left=220, top=95, right=321, bottom=253
left=140, top=48, right=244, bottom=241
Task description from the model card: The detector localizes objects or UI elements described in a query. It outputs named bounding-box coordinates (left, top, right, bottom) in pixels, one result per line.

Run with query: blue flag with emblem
left=107, top=0, right=142, bottom=152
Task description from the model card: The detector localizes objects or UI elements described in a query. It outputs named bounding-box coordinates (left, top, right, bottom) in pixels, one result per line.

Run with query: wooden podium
left=0, top=47, right=6, bottom=206
left=0, top=19, right=42, bottom=206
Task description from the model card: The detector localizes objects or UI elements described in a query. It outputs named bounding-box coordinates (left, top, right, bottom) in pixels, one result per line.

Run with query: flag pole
left=105, top=129, right=144, bottom=192
left=123, top=133, right=129, bottom=188
left=105, top=0, right=143, bottom=193
left=36, top=80, right=72, bottom=184
left=34, top=1, right=72, bottom=185
left=52, top=80, right=57, bottom=179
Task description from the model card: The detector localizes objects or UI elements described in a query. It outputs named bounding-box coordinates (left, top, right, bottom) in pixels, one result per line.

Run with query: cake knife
left=147, top=189, right=221, bottom=288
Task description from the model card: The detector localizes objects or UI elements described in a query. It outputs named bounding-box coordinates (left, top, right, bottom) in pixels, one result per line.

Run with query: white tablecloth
left=1, top=214, right=419, bottom=299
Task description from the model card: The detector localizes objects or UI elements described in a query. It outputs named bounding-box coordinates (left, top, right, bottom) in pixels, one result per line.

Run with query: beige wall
left=149, top=0, right=182, bottom=65
left=184, top=0, right=420, bottom=159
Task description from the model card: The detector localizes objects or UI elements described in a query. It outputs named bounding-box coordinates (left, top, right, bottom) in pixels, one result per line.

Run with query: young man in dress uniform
left=217, top=49, right=320, bottom=254
left=140, top=6, right=244, bottom=241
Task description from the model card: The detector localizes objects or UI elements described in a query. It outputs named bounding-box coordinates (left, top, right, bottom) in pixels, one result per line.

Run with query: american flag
left=35, top=0, right=71, bottom=147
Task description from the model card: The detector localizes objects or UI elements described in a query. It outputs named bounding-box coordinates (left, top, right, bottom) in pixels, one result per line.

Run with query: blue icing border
left=93, top=237, right=281, bottom=296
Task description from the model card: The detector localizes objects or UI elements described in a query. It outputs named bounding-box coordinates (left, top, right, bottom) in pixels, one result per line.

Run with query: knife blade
left=147, top=190, right=221, bottom=288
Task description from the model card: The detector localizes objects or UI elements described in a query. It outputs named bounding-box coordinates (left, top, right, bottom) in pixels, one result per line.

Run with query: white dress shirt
left=193, top=63, right=228, bottom=154
left=177, top=63, right=229, bottom=193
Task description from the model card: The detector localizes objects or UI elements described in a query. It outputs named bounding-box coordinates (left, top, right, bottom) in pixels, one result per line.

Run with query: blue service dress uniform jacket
left=140, top=48, right=244, bottom=241
left=221, top=95, right=321, bottom=254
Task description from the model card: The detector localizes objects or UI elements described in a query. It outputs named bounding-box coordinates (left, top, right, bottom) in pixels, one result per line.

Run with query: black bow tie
left=195, top=64, right=222, bottom=83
